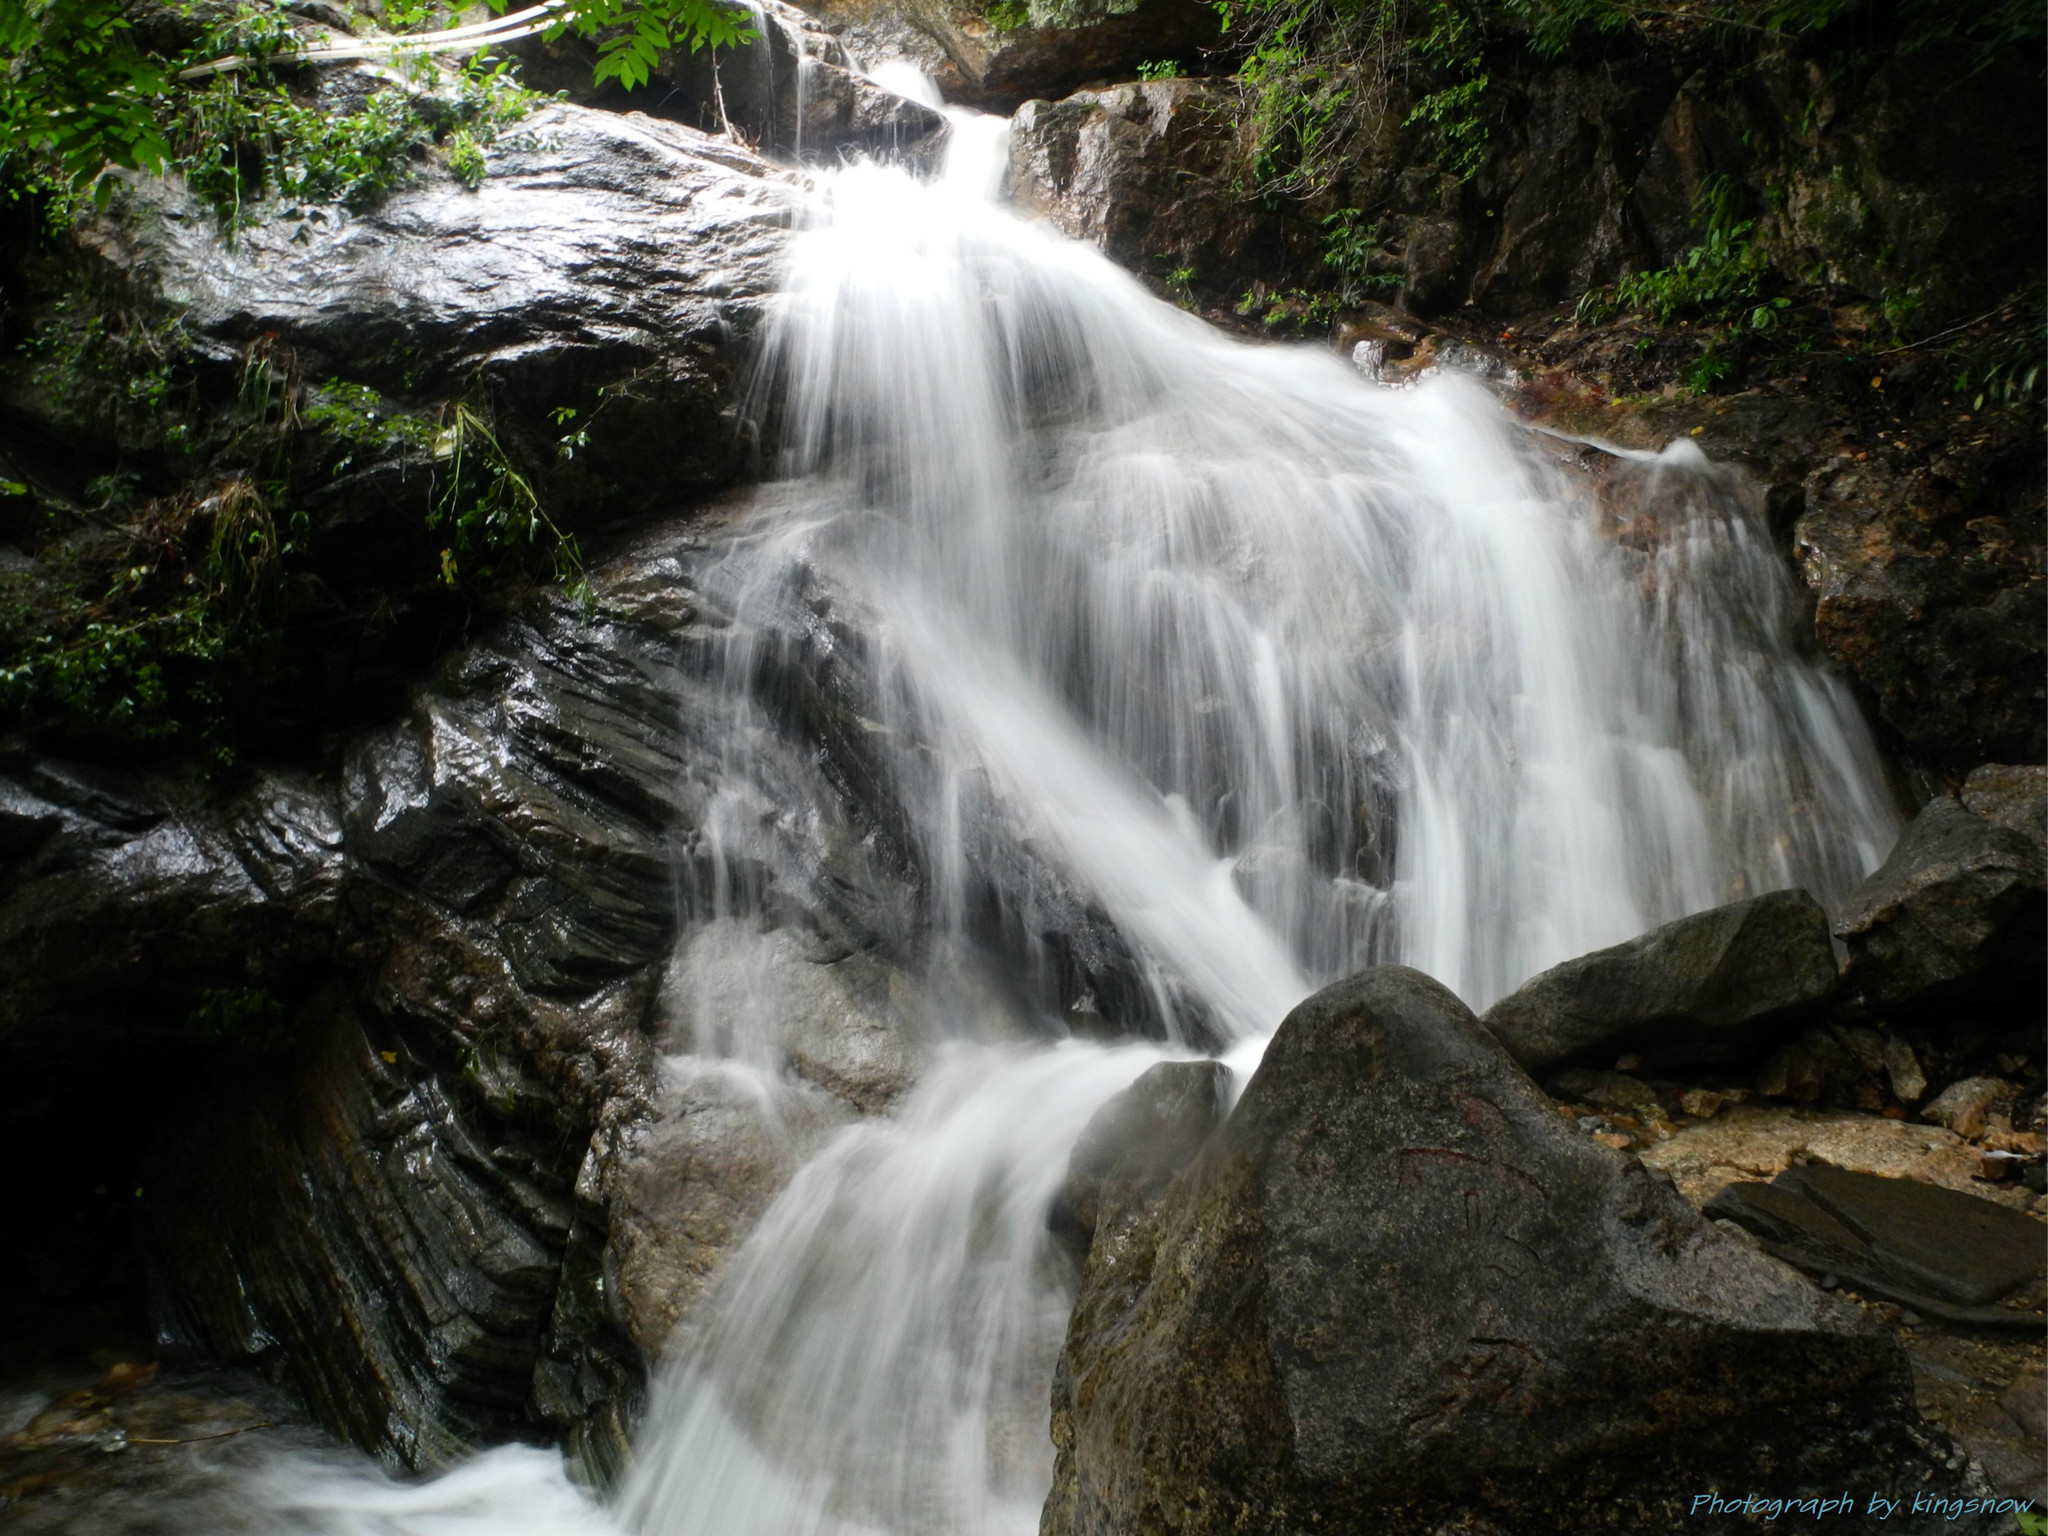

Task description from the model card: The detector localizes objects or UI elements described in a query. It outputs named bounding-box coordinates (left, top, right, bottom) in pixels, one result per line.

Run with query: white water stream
left=251, top=77, right=1898, bottom=1536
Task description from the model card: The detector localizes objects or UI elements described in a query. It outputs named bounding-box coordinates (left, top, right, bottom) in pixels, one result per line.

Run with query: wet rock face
left=1481, top=888, right=1840, bottom=1075
left=70, top=99, right=794, bottom=514
left=1835, top=796, right=2046, bottom=1025
left=0, top=520, right=930, bottom=1476
left=1793, top=448, right=2046, bottom=769
left=1043, top=966, right=1982, bottom=1536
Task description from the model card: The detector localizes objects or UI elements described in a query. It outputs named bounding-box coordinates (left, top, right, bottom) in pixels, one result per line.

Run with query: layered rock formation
left=0, top=517, right=930, bottom=1477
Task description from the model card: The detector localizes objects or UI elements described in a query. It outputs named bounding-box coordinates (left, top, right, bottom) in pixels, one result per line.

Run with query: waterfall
left=248, top=82, right=1898, bottom=1536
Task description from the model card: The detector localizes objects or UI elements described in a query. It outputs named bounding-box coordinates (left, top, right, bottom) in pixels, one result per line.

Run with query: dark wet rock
left=514, top=0, right=947, bottom=167
left=66, top=99, right=793, bottom=514
left=1961, top=765, right=2048, bottom=850
left=148, top=993, right=582, bottom=1469
left=0, top=518, right=937, bottom=1477
left=1482, top=889, right=1839, bottom=1074
left=2002, top=1367, right=2045, bottom=1442
left=1755, top=1026, right=1871, bottom=1106
left=1467, top=62, right=1670, bottom=316
left=1049, top=1059, right=1227, bottom=1270
left=1835, top=796, right=2046, bottom=1023
left=1042, top=965, right=1981, bottom=1536
left=1794, top=452, right=2047, bottom=768
left=805, top=0, right=1217, bottom=114
left=1705, top=1165, right=2045, bottom=1321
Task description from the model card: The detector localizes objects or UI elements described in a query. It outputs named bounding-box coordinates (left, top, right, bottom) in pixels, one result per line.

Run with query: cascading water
left=249, top=79, right=1899, bottom=1536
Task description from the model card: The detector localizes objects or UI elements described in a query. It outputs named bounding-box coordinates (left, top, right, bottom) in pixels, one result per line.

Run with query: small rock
left=1923, top=1076, right=2017, bottom=1140
left=1591, top=1131, right=1633, bottom=1150
left=1678, top=1088, right=1724, bottom=1119
left=1550, top=1067, right=1661, bottom=1113
left=1882, top=1033, right=1927, bottom=1104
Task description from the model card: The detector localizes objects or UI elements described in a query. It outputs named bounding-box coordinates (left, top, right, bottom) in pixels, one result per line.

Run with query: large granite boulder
left=1481, top=889, right=1840, bottom=1074
left=1042, top=966, right=1988, bottom=1536
left=1835, top=796, right=2046, bottom=1023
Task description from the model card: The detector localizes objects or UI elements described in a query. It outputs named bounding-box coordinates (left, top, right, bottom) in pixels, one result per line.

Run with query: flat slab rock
left=1042, top=966, right=1992, bottom=1536
left=1707, top=1165, right=2046, bottom=1317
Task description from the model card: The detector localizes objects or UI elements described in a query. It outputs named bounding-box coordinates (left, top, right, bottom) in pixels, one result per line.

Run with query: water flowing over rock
left=514, top=0, right=948, bottom=166
left=1041, top=967, right=1992, bottom=1536
left=0, top=517, right=932, bottom=1476
left=795, top=0, right=1218, bottom=113
left=1481, top=888, right=1840, bottom=1074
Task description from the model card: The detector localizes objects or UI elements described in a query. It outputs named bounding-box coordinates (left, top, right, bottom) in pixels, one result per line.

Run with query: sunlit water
left=238, top=61, right=1897, bottom=1536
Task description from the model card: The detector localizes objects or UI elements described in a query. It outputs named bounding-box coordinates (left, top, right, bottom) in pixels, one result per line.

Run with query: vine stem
left=175, top=1, right=570, bottom=81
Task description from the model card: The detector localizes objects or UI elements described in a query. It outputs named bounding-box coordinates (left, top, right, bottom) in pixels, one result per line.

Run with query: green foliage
left=1576, top=175, right=1777, bottom=337
left=1214, top=0, right=2039, bottom=201
left=985, top=0, right=1030, bottom=32
left=1320, top=206, right=1401, bottom=299
left=429, top=402, right=583, bottom=589
left=188, top=985, right=294, bottom=1051
left=0, top=0, right=173, bottom=204
left=519, top=0, right=758, bottom=92
left=444, top=126, right=486, bottom=187
left=1135, top=58, right=1183, bottom=79
left=1, top=0, right=754, bottom=220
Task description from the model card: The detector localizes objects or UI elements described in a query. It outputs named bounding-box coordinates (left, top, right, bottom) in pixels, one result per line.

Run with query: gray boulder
left=1481, top=888, right=1839, bottom=1074
left=1043, top=966, right=1984, bottom=1536
left=1835, top=796, right=2046, bottom=1021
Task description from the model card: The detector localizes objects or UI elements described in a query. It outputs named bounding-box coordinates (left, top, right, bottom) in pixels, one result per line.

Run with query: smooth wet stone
left=1042, top=966, right=1982, bottom=1536
left=1705, top=1165, right=2046, bottom=1325
left=1483, top=889, right=1839, bottom=1073
left=1781, top=1164, right=2045, bottom=1308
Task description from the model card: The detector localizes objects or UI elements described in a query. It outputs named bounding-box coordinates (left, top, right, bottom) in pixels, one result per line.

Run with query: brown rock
left=1922, top=1076, right=2018, bottom=1141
